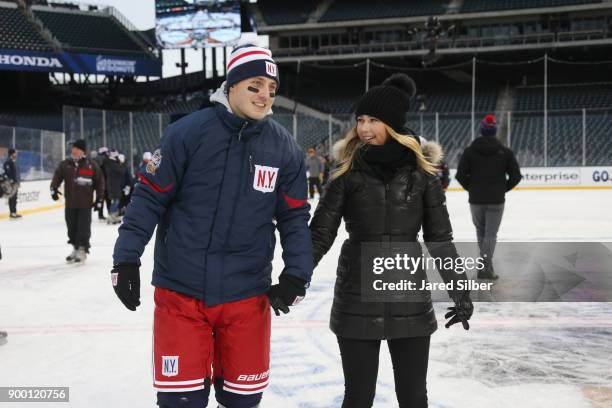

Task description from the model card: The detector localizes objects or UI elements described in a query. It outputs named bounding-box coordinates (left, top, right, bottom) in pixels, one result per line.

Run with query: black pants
left=337, top=336, right=430, bottom=408
left=65, top=208, right=92, bottom=250
left=308, top=176, right=322, bottom=199
left=8, top=192, right=17, bottom=213
left=98, top=194, right=112, bottom=218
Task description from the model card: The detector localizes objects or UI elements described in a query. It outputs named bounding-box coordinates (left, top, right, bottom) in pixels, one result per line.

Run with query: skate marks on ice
left=432, top=303, right=612, bottom=407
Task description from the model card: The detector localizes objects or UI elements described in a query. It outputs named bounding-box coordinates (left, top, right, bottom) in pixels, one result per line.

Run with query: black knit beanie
left=354, top=73, right=417, bottom=133
left=72, top=139, right=87, bottom=153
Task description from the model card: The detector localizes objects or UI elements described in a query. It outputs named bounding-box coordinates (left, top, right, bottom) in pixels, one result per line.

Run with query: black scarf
left=358, top=138, right=416, bottom=182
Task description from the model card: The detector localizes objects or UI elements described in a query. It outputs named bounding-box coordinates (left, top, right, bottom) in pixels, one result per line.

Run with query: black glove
left=51, top=189, right=61, bottom=201
left=445, top=291, right=473, bottom=330
left=111, top=264, right=141, bottom=311
left=267, top=275, right=308, bottom=316
left=93, top=199, right=103, bottom=211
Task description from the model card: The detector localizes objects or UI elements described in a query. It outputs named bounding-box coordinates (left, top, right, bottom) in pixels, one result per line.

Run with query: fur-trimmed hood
left=421, top=140, right=444, bottom=165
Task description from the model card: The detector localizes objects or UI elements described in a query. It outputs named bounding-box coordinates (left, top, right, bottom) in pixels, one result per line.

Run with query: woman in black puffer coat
left=310, top=74, right=473, bottom=408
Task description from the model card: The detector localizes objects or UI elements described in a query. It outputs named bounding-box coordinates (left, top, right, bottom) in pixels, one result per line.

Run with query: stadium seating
left=258, top=0, right=319, bottom=26
left=320, top=0, right=447, bottom=23
left=461, top=0, right=602, bottom=13
left=294, top=82, right=498, bottom=115
left=514, top=82, right=612, bottom=111
left=0, top=4, right=52, bottom=51
left=34, top=9, right=145, bottom=55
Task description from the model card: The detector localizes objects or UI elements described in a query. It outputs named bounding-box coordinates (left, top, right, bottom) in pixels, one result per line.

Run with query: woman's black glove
left=445, top=291, right=473, bottom=330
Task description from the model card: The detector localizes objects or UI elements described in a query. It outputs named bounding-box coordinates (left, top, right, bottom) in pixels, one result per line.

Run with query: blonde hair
left=331, top=124, right=436, bottom=180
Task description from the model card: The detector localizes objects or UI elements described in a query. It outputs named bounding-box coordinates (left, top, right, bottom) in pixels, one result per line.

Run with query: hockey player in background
left=111, top=40, right=312, bottom=408
left=50, top=139, right=105, bottom=263
left=310, top=73, right=473, bottom=408
left=456, top=114, right=522, bottom=279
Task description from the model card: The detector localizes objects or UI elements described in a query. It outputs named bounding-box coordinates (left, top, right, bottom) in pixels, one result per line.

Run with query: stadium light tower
left=421, top=16, right=455, bottom=67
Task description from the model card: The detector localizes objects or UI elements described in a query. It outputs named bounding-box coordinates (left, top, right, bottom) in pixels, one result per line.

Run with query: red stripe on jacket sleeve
left=137, top=173, right=174, bottom=193
left=282, top=192, right=306, bottom=209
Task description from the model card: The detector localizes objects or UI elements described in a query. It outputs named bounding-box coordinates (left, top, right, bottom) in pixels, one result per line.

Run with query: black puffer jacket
left=104, top=157, right=124, bottom=200
left=456, top=136, right=522, bottom=204
left=311, top=144, right=464, bottom=340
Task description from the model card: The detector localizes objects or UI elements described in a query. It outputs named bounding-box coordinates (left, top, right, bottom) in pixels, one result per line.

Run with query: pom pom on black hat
left=381, top=73, right=417, bottom=98
left=354, top=73, right=417, bottom=133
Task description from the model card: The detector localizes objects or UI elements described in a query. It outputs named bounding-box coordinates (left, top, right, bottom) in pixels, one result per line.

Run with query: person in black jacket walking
left=3, top=149, right=21, bottom=219
left=310, top=74, right=473, bottom=408
left=455, top=114, right=522, bottom=280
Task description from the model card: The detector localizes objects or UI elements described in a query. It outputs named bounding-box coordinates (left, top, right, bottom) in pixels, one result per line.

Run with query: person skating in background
left=118, top=153, right=133, bottom=216
left=3, top=148, right=21, bottom=219
left=305, top=147, right=324, bottom=199
left=310, top=73, right=473, bottom=408
left=456, top=114, right=522, bottom=280
left=111, top=39, right=312, bottom=408
left=94, top=147, right=110, bottom=221
left=103, top=149, right=124, bottom=225
left=50, top=139, right=105, bottom=263
left=0, top=330, right=6, bottom=346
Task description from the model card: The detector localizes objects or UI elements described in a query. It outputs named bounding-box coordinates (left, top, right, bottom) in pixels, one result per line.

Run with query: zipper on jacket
left=249, top=154, right=254, bottom=174
left=238, top=121, right=248, bottom=141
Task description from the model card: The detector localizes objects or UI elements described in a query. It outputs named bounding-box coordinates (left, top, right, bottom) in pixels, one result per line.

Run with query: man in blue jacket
left=111, top=41, right=313, bottom=408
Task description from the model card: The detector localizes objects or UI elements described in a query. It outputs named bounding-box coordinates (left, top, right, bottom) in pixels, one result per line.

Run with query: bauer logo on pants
left=253, top=165, right=278, bottom=193
left=162, top=356, right=179, bottom=377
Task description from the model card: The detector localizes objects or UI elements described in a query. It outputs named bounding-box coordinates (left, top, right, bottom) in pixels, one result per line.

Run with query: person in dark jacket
left=3, top=148, right=21, bottom=219
left=456, top=114, right=522, bottom=280
left=50, top=139, right=105, bottom=263
left=94, top=146, right=110, bottom=221
left=310, top=73, right=473, bottom=408
left=103, top=149, right=125, bottom=225
left=111, top=40, right=312, bottom=408
left=118, top=153, right=133, bottom=216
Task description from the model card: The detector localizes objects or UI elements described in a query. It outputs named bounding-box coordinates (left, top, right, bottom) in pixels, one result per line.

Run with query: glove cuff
left=113, top=263, right=140, bottom=272
left=279, top=274, right=309, bottom=293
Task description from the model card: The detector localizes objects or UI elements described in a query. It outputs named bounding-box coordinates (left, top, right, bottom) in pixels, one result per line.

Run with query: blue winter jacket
left=113, top=100, right=313, bottom=306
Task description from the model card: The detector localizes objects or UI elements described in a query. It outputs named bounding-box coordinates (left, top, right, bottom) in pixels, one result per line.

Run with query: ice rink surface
left=1, top=189, right=611, bottom=407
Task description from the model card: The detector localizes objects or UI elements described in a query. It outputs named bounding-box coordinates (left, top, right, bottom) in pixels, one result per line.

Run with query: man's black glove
left=93, top=199, right=103, bottom=211
left=111, top=264, right=141, bottom=311
left=445, top=291, right=473, bottom=330
left=267, top=275, right=308, bottom=316
left=51, top=189, right=61, bottom=201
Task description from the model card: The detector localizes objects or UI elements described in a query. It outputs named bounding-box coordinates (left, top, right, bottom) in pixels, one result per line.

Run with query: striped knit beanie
left=226, top=43, right=279, bottom=89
